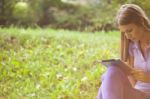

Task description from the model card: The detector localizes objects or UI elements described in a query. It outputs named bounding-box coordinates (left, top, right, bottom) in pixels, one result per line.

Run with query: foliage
left=12, top=2, right=34, bottom=26
left=1, top=0, right=150, bottom=31
left=0, top=27, right=120, bottom=98
left=0, top=0, right=18, bottom=24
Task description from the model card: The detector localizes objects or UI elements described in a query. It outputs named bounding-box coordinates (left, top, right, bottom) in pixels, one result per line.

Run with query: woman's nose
left=125, top=33, right=132, bottom=39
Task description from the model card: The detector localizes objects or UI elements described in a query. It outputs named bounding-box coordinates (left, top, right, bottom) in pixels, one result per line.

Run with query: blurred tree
left=0, top=0, right=5, bottom=25
left=13, top=2, right=30, bottom=25
left=0, top=0, right=150, bottom=31
left=38, top=0, right=63, bottom=25
left=0, top=0, right=3, bottom=15
left=0, top=0, right=19, bottom=26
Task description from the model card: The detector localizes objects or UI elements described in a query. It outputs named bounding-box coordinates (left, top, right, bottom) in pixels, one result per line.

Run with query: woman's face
left=118, top=23, right=144, bottom=42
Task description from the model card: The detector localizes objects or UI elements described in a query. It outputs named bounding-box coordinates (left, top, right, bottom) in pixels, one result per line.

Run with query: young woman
left=97, top=4, right=150, bottom=99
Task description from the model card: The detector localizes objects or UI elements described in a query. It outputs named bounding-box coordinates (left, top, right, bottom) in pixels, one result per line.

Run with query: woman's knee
left=104, top=66, right=124, bottom=80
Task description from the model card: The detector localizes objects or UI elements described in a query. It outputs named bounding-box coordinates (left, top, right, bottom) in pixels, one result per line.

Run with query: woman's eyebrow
left=126, top=28, right=132, bottom=32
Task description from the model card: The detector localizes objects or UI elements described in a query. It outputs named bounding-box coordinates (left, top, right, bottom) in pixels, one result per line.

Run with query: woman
left=97, top=4, right=150, bottom=99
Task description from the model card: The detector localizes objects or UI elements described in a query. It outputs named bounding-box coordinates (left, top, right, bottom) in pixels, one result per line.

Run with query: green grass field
left=0, top=27, right=120, bottom=99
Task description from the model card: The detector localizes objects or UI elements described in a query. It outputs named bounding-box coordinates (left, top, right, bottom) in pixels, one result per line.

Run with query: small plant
left=0, top=27, right=119, bottom=98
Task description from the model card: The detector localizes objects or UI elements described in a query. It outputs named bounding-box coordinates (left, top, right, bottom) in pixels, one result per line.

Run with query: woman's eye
left=126, top=29, right=132, bottom=33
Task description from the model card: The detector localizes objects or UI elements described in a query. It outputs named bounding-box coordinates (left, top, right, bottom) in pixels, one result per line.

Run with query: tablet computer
left=100, top=59, right=132, bottom=75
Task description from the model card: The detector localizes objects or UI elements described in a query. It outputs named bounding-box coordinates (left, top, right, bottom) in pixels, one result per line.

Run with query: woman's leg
left=97, top=87, right=103, bottom=99
left=97, top=66, right=145, bottom=99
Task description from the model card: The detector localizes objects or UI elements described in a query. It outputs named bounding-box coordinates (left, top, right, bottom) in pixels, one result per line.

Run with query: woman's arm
left=128, top=75, right=136, bottom=87
left=127, top=55, right=150, bottom=84
left=131, top=69, right=150, bottom=83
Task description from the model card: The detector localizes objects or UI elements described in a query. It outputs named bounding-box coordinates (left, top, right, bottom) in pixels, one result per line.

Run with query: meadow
left=0, top=27, right=120, bottom=99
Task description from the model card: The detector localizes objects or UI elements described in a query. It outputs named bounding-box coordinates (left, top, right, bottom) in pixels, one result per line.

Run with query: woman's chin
left=130, top=38, right=137, bottom=42
left=133, top=39, right=138, bottom=42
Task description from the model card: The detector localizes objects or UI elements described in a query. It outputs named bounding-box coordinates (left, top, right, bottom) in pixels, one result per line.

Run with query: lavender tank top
left=129, top=41, right=150, bottom=93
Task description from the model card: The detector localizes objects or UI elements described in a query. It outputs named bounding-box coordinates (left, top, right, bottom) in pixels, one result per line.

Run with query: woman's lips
left=128, top=37, right=136, bottom=41
left=131, top=38, right=137, bottom=41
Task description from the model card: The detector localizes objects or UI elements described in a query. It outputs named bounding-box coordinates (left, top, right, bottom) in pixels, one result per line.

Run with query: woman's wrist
left=128, top=75, right=136, bottom=87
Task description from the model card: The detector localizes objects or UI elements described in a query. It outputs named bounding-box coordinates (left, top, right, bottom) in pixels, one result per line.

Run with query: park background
left=0, top=0, right=150, bottom=99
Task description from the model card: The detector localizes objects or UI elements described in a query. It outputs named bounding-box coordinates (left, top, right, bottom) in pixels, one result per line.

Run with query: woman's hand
left=131, top=68, right=150, bottom=83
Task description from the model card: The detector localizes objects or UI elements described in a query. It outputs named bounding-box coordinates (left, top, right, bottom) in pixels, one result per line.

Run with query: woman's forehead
left=118, top=23, right=136, bottom=30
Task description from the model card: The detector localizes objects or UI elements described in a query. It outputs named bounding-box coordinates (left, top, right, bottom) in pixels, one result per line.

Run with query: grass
left=0, top=27, right=120, bottom=99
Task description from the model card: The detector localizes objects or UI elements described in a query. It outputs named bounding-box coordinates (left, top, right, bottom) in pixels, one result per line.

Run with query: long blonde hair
left=116, top=4, right=150, bottom=62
